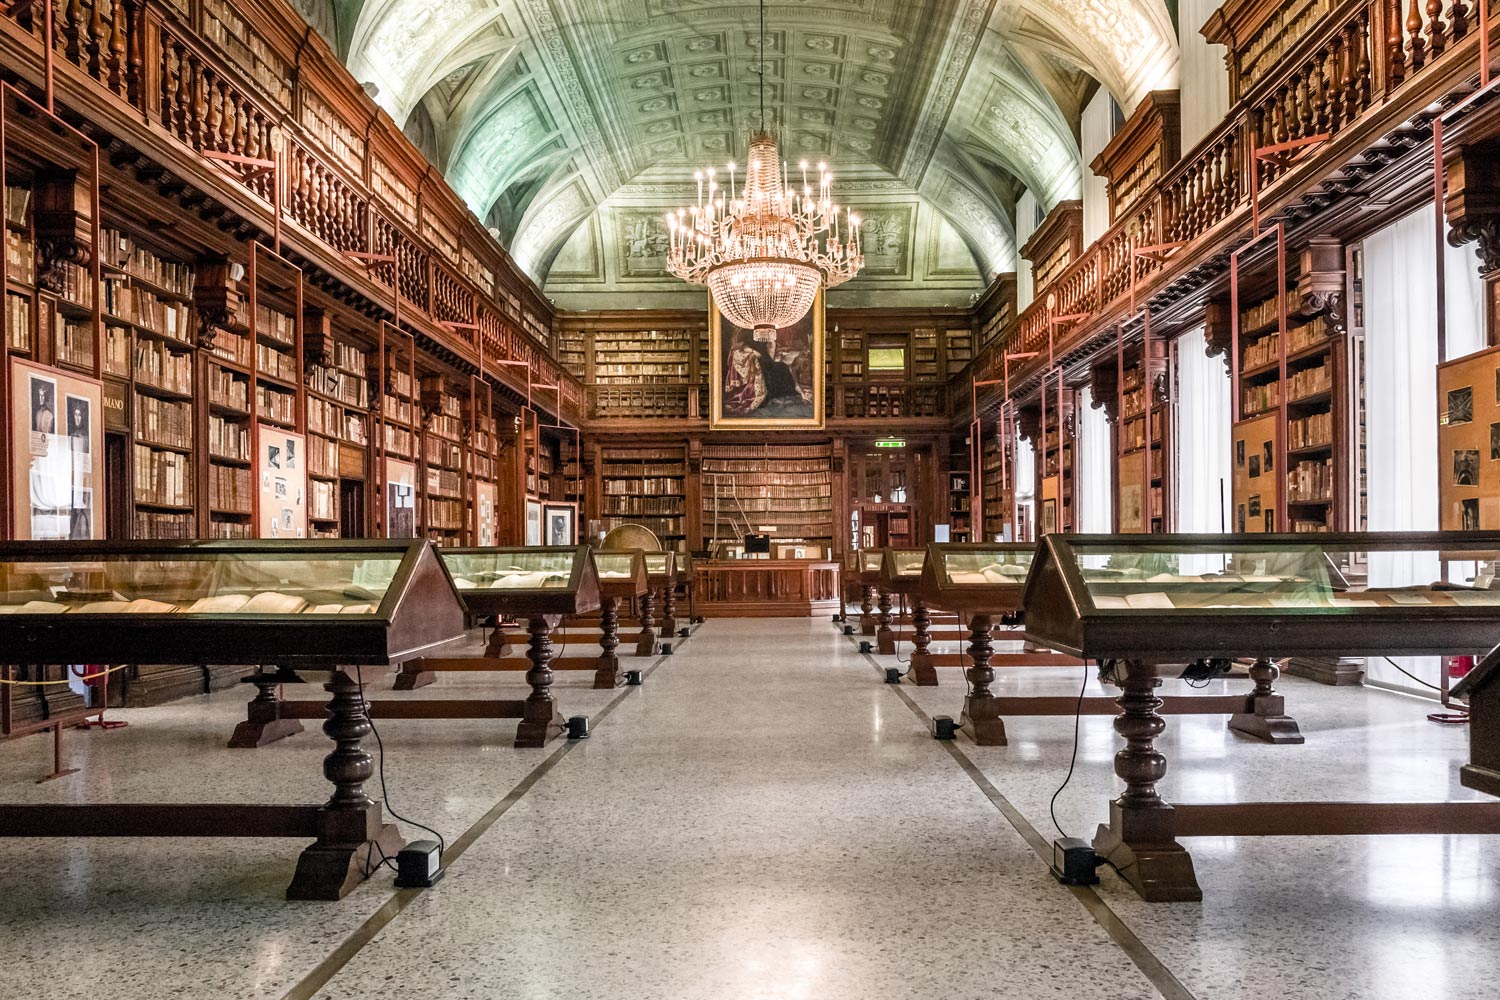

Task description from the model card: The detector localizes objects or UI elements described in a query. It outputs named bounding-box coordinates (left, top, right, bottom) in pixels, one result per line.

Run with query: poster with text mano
left=257, top=425, right=307, bottom=539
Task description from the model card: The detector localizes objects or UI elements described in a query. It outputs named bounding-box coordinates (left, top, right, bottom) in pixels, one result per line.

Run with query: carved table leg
left=635, top=591, right=658, bottom=657
left=960, top=614, right=1006, bottom=745
left=1229, top=657, right=1304, bottom=744
left=906, top=599, right=937, bottom=686
left=860, top=584, right=877, bottom=636
left=594, top=596, right=622, bottom=689
left=662, top=583, right=679, bottom=638
left=876, top=589, right=896, bottom=655
left=287, top=669, right=404, bottom=900
left=1092, top=660, right=1202, bottom=902
left=229, top=668, right=305, bottom=748
left=486, top=617, right=514, bottom=657
left=515, top=615, right=565, bottom=748
left=689, top=579, right=703, bottom=624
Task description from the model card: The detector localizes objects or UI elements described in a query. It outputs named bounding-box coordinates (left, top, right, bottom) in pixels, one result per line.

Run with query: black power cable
left=355, top=665, right=447, bottom=855
left=1048, top=660, right=1093, bottom=839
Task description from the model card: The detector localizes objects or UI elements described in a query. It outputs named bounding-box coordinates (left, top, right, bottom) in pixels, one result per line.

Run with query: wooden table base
left=233, top=617, right=569, bottom=751
left=5, top=669, right=406, bottom=901
left=1093, top=659, right=1500, bottom=902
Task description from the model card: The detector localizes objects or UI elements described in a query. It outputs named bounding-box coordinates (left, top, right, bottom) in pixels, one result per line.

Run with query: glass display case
left=643, top=551, right=677, bottom=582
left=880, top=548, right=926, bottom=594
left=856, top=548, right=884, bottom=584
left=592, top=548, right=647, bottom=597
left=438, top=546, right=600, bottom=616
left=0, top=539, right=465, bottom=664
left=918, top=543, right=1037, bottom=612
left=1023, top=533, right=1500, bottom=660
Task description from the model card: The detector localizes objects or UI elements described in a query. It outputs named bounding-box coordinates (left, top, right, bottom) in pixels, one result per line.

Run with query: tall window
left=1173, top=330, right=1231, bottom=532
left=1362, top=202, right=1484, bottom=690
left=1077, top=386, right=1113, bottom=531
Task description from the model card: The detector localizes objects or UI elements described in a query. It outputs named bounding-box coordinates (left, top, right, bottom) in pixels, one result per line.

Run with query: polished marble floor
left=1, top=617, right=1496, bottom=999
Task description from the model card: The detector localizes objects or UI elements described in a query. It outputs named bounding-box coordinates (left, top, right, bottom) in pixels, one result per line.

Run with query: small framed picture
left=525, top=498, right=543, bottom=546
left=1236, top=504, right=1246, bottom=533
left=1462, top=497, right=1481, bottom=531
left=1235, top=440, right=1245, bottom=468
left=1248, top=454, right=1261, bottom=479
left=1249, top=494, right=1262, bottom=518
left=543, top=502, right=576, bottom=547
left=1264, top=509, right=1276, bottom=532
left=1455, top=449, right=1480, bottom=487
left=1449, top=385, right=1475, bottom=425
left=1262, top=441, right=1274, bottom=474
left=1490, top=423, right=1500, bottom=460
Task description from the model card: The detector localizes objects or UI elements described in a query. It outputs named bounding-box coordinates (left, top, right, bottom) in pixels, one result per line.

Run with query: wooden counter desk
left=695, top=558, right=843, bottom=618
left=1023, top=531, right=1500, bottom=903
left=0, top=539, right=466, bottom=901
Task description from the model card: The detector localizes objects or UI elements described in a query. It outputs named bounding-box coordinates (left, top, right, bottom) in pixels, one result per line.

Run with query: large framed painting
left=709, top=288, right=824, bottom=430
left=385, top=458, right=417, bottom=538
left=10, top=359, right=104, bottom=539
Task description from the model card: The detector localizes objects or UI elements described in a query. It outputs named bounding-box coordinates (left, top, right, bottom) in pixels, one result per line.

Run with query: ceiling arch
left=327, top=1, right=1181, bottom=302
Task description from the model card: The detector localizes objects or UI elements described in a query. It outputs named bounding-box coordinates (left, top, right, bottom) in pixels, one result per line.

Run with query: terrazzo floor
left=1, top=616, right=1496, bottom=999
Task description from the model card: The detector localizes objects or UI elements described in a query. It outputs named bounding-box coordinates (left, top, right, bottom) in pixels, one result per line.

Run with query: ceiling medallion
left=665, top=0, right=862, bottom=339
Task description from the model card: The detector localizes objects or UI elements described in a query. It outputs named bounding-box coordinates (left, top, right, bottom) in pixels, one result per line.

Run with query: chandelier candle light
left=666, top=134, right=863, bottom=341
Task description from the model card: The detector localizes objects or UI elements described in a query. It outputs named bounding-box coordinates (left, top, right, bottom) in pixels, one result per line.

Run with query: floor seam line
left=278, top=628, right=695, bottom=1000
left=839, top=622, right=1198, bottom=1000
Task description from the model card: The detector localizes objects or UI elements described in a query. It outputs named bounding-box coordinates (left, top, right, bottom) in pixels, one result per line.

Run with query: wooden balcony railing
left=0, top=0, right=584, bottom=424
left=974, top=0, right=1496, bottom=398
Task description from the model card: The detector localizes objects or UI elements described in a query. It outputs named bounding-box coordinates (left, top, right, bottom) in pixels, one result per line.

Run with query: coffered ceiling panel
left=331, top=0, right=1182, bottom=297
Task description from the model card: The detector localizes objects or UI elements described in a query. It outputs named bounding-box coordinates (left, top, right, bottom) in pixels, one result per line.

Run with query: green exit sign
left=875, top=438, right=906, bottom=448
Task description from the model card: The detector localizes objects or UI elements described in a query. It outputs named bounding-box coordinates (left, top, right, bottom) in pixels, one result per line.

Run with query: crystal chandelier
left=665, top=2, right=862, bottom=340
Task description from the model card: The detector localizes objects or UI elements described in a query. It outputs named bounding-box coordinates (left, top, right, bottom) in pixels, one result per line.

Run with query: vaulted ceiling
left=304, top=1, right=1179, bottom=306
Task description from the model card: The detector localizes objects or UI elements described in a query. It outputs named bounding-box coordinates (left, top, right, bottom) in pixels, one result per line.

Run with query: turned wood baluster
left=1388, top=0, right=1408, bottom=86
left=1317, top=45, right=1336, bottom=133
left=1427, top=0, right=1447, bottom=57
left=1407, top=0, right=1427, bottom=71
left=524, top=616, right=556, bottom=718
left=322, top=669, right=375, bottom=811
left=1451, top=0, right=1470, bottom=40
left=63, top=0, right=83, bottom=64
left=162, top=44, right=180, bottom=133
left=1114, top=662, right=1167, bottom=810
left=1248, top=656, right=1281, bottom=702
left=87, top=0, right=105, bottom=80
left=911, top=600, right=932, bottom=663
left=180, top=51, right=198, bottom=142
left=218, top=87, right=236, bottom=154
left=107, top=0, right=127, bottom=97
left=1296, top=73, right=1314, bottom=140
left=966, top=614, right=995, bottom=703
left=196, top=65, right=215, bottom=152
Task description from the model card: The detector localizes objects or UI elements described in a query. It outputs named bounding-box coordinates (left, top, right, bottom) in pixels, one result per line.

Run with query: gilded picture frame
left=709, top=287, right=825, bottom=430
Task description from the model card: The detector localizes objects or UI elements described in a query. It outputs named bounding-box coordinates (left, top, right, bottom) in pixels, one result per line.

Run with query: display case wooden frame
left=0, top=537, right=466, bottom=901
left=855, top=548, right=883, bottom=636
left=643, top=550, right=678, bottom=651
left=1021, top=531, right=1500, bottom=903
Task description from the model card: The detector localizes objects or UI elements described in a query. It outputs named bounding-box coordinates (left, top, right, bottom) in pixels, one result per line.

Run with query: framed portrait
left=385, top=458, right=417, bottom=538
left=524, top=498, right=543, bottom=546
left=708, top=287, right=824, bottom=429
left=544, top=502, right=576, bottom=547
left=1041, top=498, right=1057, bottom=536
left=11, top=359, right=103, bottom=540
left=258, top=425, right=306, bottom=539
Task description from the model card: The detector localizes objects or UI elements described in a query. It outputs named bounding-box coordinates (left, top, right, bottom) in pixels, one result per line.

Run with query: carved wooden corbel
left=1444, top=138, right=1500, bottom=279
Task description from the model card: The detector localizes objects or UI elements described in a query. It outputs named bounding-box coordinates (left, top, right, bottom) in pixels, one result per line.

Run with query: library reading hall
left=8, top=0, right=1500, bottom=997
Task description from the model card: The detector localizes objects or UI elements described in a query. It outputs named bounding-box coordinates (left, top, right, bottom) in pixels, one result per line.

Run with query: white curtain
left=1077, top=387, right=1114, bottom=531
left=1178, top=0, right=1231, bottom=150
left=1363, top=202, right=1485, bottom=691
left=1014, top=434, right=1036, bottom=541
left=1080, top=90, right=1113, bottom=244
left=1015, top=189, right=1038, bottom=309
left=1174, top=329, right=1232, bottom=533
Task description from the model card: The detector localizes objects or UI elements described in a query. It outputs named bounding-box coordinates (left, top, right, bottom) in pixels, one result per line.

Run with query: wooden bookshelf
left=947, top=464, right=971, bottom=543
left=1231, top=245, right=1346, bottom=534
left=600, top=443, right=688, bottom=547
left=591, top=327, right=694, bottom=385
left=1039, top=387, right=1076, bottom=534
left=303, top=310, right=372, bottom=538
left=1117, top=338, right=1171, bottom=533
left=702, top=442, right=834, bottom=550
